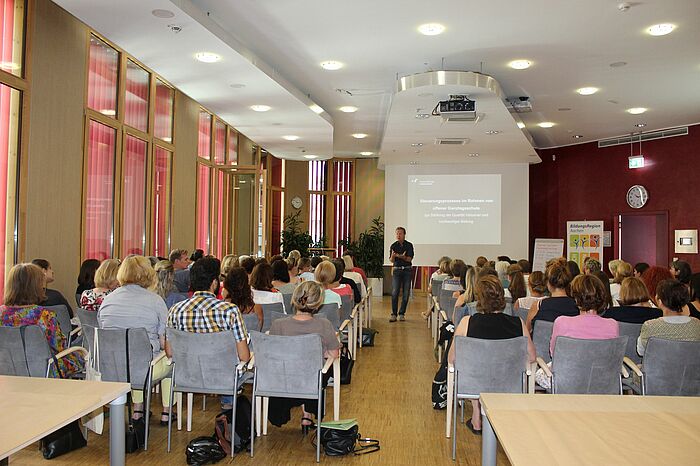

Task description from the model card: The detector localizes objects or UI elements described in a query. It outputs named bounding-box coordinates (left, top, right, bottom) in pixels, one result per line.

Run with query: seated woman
left=32, top=258, right=74, bottom=317
left=442, top=259, right=467, bottom=292
left=495, top=261, right=511, bottom=289
left=267, top=281, right=341, bottom=431
left=527, top=258, right=579, bottom=332
left=507, top=264, right=526, bottom=302
left=609, top=261, right=633, bottom=302
left=669, top=260, right=692, bottom=285
left=220, top=254, right=239, bottom=279
left=641, top=266, right=673, bottom=306
left=314, top=260, right=342, bottom=309
left=593, top=270, right=615, bottom=310
left=0, top=263, right=84, bottom=377
left=637, top=279, right=700, bottom=356
left=448, top=275, right=536, bottom=434
left=271, top=259, right=297, bottom=295
left=633, top=262, right=650, bottom=278
left=223, top=267, right=264, bottom=331
left=332, top=258, right=360, bottom=304
left=154, top=260, right=189, bottom=309
left=603, top=277, right=661, bottom=323
left=80, top=258, right=121, bottom=312
left=286, top=256, right=302, bottom=285
left=98, top=255, right=174, bottom=424
left=535, top=274, right=620, bottom=389
left=686, top=273, right=700, bottom=319
left=76, top=258, right=100, bottom=298
left=250, top=262, right=285, bottom=310
left=514, top=271, right=546, bottom=313
left=342, top=255, right=365, bottom=292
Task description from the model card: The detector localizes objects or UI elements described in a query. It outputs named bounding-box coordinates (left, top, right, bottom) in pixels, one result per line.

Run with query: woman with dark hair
left=670, top=260, right=692, bottom=285
left=686, top=273, right=700, bottom=319
left=507, top=264, right=527, bottom=302
left=77, top=259, right=101, bottom=296
left=330, top=258, right=355, bottom=301
left=641, top=266, right=673, bottom=306
left=267, top=281, right=341, bottom=432
left=250, top=262, right=284, bottom=309
left=448, top=275, right=535, bottom=433
left=592, top=270, right=614, bottom=310
left=223, top=267, right=263, bottom=330
left=566, top=260, right=581, bottom=278
left=527, top=258, right=578, bottom=332
left=514, top=271, right=546, bottom=313
left=271, top=259, right=297, bottom=294
left=633, top=262, right=650, bottom=278
left=637, top=279, right=700, bottom=356
left=31, top=258, right=74, bottom=317
left=603, top=277, right=662, bottom=323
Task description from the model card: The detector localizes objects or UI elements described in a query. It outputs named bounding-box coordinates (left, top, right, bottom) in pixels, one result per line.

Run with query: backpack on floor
left=186, top=436, right=226, bottom=465
left=361, top=327, right=378, bottom=346
left=432, top=364, right=448, bottom=410
left=214, top=395, right=252, bottom=455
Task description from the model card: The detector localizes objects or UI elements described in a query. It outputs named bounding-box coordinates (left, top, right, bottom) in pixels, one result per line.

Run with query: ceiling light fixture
left=572, top=135, right=584, bottom=139
left=195, top=52, right=221, bottom=63
left=485, top=130, right=501, bottom=134
left=517, top=122, right=525, bottom=129
left=303, top=155, right=318, bottom=159
left=626, top=107, right=647, bottom=115
left=282, top=135, right=299, bottom=141
left=538, top=122, right=555, bottom=128
left=230, top=83, right=246, bottom=89
left=508, top=59, right=532, bottom=70
left=409, top=161, right=418, bottom=165
left=320, top=60, right=343, bottom=70
left=417, top=23, right=446, bottom=36
left=468, top=153, right=479, bottom=157
left=415, top=113, right=431, bottom=119
left=250, top=105, right=271, bottom=112
left=634, top=123, right=647, bottom=128
left=647, top=23, right=676, bottom=36
left=411, top=143, right=423, bottom=147
left=339, top=106, right=358, bottom=113
left=360, top=151, right=373, bottom=156
left=577, top=87, right=599, bottom=95
left=610, top=61, right=627, bottom=68
left=151, top=9, right=175, bottom=18
left=352, top=133, right=368, bottom=139
left=309, top=104, right=324, bottom=114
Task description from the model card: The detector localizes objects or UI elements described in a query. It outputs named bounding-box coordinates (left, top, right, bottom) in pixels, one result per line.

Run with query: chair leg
left=262, top=397, right=269, bottom=435
left=144, top=369, right=152, bottom=451
left=231, top=380, right=238, bottom=458
left=250, top=386, right=256, bottom=457
left=202, top=395, right=206, bottom=411
left=452, top=373, right=458, bottom=461
left=446, top=368, right=454, bottom=438
left=187, top=393, right=193, bottom=432
left=167, top=366, right=176, bottom=453
left=177, top=393, right=182, bottom=431
left=255, top=397, right=262, bottom=437
left=317, top=376, right=322, bottom=463
left=333, top=358, right=340, bottom=420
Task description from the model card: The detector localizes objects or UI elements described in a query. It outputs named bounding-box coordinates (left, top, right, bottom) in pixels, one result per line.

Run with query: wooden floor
left=11, top=296, right=509, bottom=465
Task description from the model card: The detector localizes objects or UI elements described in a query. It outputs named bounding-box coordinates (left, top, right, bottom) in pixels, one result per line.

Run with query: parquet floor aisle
left=10, top=296, right=509, bottom=465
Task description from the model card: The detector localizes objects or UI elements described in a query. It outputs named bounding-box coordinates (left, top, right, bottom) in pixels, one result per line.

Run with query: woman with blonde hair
left=609, top=261, right=633, bottom=302
left=514, top=271, right=546, bottom=314
left=603, top=277, right=661, bottom=323
left=1, top=263, right=84, bottom=377
left=220, top=254, right=239, bottom=279
left=98, top=255, right=174, bottom=424
left=154, top=260, right=188, bottom=308
left=80, top=258, right=121, bottom=312
left=315, top=260, right=342, bottom=308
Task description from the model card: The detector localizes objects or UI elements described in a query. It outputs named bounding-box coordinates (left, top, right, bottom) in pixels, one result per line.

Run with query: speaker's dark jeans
left=391, top=267, right=412, bottom=315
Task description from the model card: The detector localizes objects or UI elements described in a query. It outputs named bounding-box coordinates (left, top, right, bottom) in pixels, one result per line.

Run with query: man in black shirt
left=389, top=227, right=414, bottom=322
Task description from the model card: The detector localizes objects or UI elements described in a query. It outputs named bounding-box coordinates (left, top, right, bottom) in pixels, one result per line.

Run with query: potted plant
left=339, top=216, right=384, bottom=296
left=280, top=211, right=313, bottom=258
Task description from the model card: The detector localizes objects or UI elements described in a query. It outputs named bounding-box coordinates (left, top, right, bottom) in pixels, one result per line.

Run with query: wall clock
left=626, top=185, right=648, bottom=209
left=291, top=196, right=303, bottom=209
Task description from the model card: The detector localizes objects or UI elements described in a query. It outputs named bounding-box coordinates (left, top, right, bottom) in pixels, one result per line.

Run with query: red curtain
left=214, top=120, right=225, bottom=164
left=196, top=164, right=210, bottom=252
left=121, top=136, right=147, bottom=256
left=124, top=60, right=149, bottom=132
left=153, top=147, right=171, bottom=257
left=86, top=121, right=116, bottom=260
left=87, top=35, right=118, bottom=116
left=227, top=127, right=238, bottom=165
left=334, top=194, right=352, bottom=255
left=271, top=191, right=283, bottom=255
left=154, top=80, right=173, bottom=142
left=215, top=169, right=225, bottom=258
left=198, top=111, right=211, bottom=159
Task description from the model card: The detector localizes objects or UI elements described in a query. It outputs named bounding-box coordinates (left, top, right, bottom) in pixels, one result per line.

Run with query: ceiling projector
left=432, top=95, right=477, bottom=121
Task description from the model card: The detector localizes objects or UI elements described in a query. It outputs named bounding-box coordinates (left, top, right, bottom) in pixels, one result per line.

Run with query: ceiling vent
left=434, top=138, right=469, bottom=145
left=598, top=126, right=688, bottom=148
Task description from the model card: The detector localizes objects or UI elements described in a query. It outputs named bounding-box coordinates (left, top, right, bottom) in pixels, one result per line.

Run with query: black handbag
left=339, top=346, right=354, bottom=385
left=124, top=329, right=146, bottom=454
left=41, top=420, right=87, bottom=459
left=319, top=425, right=380, bottom=456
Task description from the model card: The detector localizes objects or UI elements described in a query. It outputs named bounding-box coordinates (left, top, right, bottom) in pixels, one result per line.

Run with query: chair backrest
left=617, top=322, right=643, bottom=365
left=642, top=338, right=700, bottom=396
left=250, top=332, right=323, bottom=398
left=551, top=336, right=628, bottom=394
left=92, top=326, right=153, bottom=389
left=503, top=301, right=514, bottom=316
left=439, top=289, right=457, bottom=315
left=431, top=278, right=445, bottom=298
left=513, top=307, right=529, bottom=322
left=44, top=305, right=72, bottom=343
left=267, top=311, right=288, bottom=331
left=0, top=325, right=51, bottom=377
left=261, top=302, right=285, bottom=333
left=167, top=328, right=239, bottom=394
left=317, top=303, right=340, bottom=330
left=453, top=304, right=468, bottom=325
left=76, top=308, right=99, bottom=329
left=282, top=293, right=293, bottom=314
left=75, top=293, right=82, bottom=306
left=340, top=295, right=353, bottom=321
left=241, top=312, right=261, bottom=333
left=453, top=336, right=528, bottom=396
left=532, top=320, right=554, bottom=363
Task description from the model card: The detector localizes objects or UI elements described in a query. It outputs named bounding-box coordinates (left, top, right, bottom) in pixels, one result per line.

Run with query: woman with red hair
left=641, top=266, right=673, bottom=306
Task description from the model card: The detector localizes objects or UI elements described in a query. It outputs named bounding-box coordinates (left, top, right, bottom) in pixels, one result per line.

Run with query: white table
left=0, top=376, right=131, bottom=465
left=480, top=393, right=700, bottom=466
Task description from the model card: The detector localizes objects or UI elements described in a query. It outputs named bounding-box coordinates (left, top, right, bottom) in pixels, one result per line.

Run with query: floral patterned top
left=0, top=304, right=83, bottom=377
left=80, top=288, right=113, bottom=312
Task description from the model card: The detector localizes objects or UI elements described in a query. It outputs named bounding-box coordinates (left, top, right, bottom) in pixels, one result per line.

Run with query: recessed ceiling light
left=360, top=151, right=373, bottom=156
left=409, top=161, right=418, bottom=165
left=517, top=122, right=525, bottom=129
left=415, top=113, right=431, bottom=119
left=508, top=59, right=532, bottom=70
left=339, top=106, right=358, bottom=113
left=250, top=105, right=271, bottom=112
left=151, top=9, right=175, bottom=18
left=610, top=61, right=627, bottom=68
left=485, top=130, right=501, bottom=134
left=352, top=133, right=368, bottom=139
left=320, top=60, right=343, bottom=70
left=634, top=123, right=647, bottom=128
left=627, top=107, right=647, bottom=115
left=577, top=87, right=599, bottom=95
left=647, top=23, right=676, bottom=36
left=195, top=52, right=221, bottom=63
left=468, top=153, right=479, bottom=157
left=282, top=135, right=299, bottom=141
left=572, top=135, right=584, bottom=139
left=411, top=143, right=423, bottom=147
left=230, top=83, right=246, bottom=89
left=309, top=104, right=324, bottom=114
left=538, top=122, right=555, bottom=128
left=304, top=155, right=318, bottom=159
left=417, top=23, right=446, bottom=36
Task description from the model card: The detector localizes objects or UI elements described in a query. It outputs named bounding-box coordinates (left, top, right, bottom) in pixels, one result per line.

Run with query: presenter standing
left=389, top=226, right=414, bottom=322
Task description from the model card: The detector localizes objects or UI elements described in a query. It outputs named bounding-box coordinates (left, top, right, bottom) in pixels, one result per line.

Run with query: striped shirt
left=167, top=291, right=247, bottom=342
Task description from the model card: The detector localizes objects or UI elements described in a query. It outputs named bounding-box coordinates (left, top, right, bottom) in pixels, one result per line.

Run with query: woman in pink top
left=550, top=274, right=619, bottom=356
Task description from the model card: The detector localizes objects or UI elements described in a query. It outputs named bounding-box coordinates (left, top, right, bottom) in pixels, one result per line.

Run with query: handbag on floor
left=214, top=395, right=252, bottom=455
left=318, top=419, right=380, bottom=456
left=82, top=328, right=104, bottom=434
left=361, top=327, right=378, bottom=346
left=41, top=420, right=87, bottom=459
left=124, top=329, right=146, bottom=454
left=339, top=346, right=354, bottom=385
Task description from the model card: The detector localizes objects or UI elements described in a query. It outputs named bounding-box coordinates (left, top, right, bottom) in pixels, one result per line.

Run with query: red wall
left=529, top=123, right=700, bottom=270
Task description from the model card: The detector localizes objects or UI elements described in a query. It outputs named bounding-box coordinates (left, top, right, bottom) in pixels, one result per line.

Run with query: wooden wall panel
left=354, top=158, right=384, bottom=235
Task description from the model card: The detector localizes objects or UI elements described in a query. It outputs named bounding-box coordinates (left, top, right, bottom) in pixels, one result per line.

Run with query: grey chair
left=513, top=307, right=529, bottom=322
left=453, top=304, right=469, bottom=326
left=282, top=293, right=293, bottom=314
left=431, top=278, right=445, bottom=299
left=317, top=303, right=340, bottom=330
left=166, top=329, right=250, bottom=456
left=267, top=311, right=289, bottom=331
left=85, top=325, right=170, bottom=450
left=626, top=338, right=700, bottom=396
left=75, top=293, right=82, bottom=306
left=339, top=295, right=353, bottom=323
left=260, top=302, right=285, bottom=333
left=538, top=336, right=628, bottom=394
left=0, top=325, right=87, bottom=377
left=76, top=308, right=99, bottom=329
left=532, top=320, right=554, bottom=363
left=617, top=322, right=643, bottom=365
left=439, top=288, right=458, bottom=317
left=44, top=304, right=77, bottom=345
left=242, top=312, right=261, bottom=332
left=451, top=336, right=529, bottom=459
left=249, top=332, right=332, bottom=462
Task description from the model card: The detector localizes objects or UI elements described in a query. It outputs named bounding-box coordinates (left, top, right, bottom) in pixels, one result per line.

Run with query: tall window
left=152, top=147, right=172, bottom=257
left=121, top=135, right=147, bottom=255
left=307, top=159, right=354, bottom=255
left=308, top=160, right=327, bottom=245
left=87, top=35, right=118, bottom=118
left=333, top=160, right=353, bottom=255
left=124, top=60, right=149, bottom=132
left=268, top=156, right=284, bottom=255
left=0, top=0, right=24, bottom=78
left=196, top=163, right=210, bottom=252
left=154, top=79, right=173, bottom=142
left=85, top=121, right=116, bottom=260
